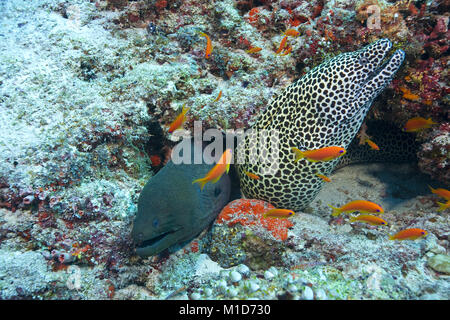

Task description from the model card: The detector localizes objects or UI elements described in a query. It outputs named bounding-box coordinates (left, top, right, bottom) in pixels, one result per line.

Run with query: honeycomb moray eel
left=236, top=38, right=405, bottom=212
left=335, top=120, right=418, bottom=170
left=132, top=39, right=406, bottom=257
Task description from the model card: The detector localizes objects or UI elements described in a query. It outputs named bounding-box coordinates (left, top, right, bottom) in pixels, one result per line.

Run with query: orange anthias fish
left=436, top=201, right=450, bottom=212
left=389, top=228, right=428, bottom=240
left=198, top=31, right=212, bottom=59
left=192, top=149, right=232, bottom=190
left=428, top=186, right=450, bottom=212
left=246, top=47, right=262, bottom=54
left=328, top=200, right=384, bottom=217
left=429, top=186, right=450, bottom=200
left=365, top=139, right=380, bottom=151
left=275, top=36, right=288, bottom=54
left=213, top=90, right=222, bottom=102
left=291, top=146, right=346, bottom=162
left=316, top=173, right=331, bottom=183
left=263, top=208, right=295, bottom=219
left=403, top=117, right=436, bottom=132
left=244, top=171, right=260, bottom=180
left=283, top=29, right=300, bottom=37
left=349, top=214, right=387, bottom=226
left=168, top=104, right=189, bottom=133
left=280, top=46, right=292, bottom=56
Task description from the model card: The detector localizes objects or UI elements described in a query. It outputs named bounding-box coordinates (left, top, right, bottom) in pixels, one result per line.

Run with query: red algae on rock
left=216, top=199, right=294, bottom=241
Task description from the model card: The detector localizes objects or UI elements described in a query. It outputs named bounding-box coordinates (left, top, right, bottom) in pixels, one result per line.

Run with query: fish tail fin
left=437, top=201, right=449, bottom=212
left=328, top=204, right=341, bottom=217
left=348, top=216, right=357, bottom=222
left=388, top=235, right=395, bottom=240
left=291, top=147, right=304, bottom=162
left=428, top=185, right=435, bottom=193
left=210, top=175, right=222, bottom=184
left=192, top=178, right=208, bottom=190
left=181, top=104, right=190, bottom=115
left=428, top=118, right=437, bottom=125
left=226, top=163, right=230, bottom=174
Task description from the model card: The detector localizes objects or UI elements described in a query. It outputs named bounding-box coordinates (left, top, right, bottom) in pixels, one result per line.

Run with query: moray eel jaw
left=133, top=226, right=184, bottom=257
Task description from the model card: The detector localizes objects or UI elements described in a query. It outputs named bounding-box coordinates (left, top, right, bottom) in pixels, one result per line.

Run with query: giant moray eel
left=236, top=38, right=405, bottom=212
left=132, top=39, right=406, bottom=256
left=131, top=140, right=232, bottom=257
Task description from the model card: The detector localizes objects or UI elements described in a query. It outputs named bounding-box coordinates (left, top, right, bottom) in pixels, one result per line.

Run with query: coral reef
left=216, top=199, right=294, bottom=241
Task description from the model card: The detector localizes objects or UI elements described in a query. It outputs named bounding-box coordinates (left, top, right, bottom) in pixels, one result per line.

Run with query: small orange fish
left=263, top=208, right=295, bottom=219
left=291, top=146, right=346, bottom=162
left=192, top=149, right=232, bottom=190
left=280, top=46, right=292, bottom=56
left=213, top=90, right=222, bottom=102
left=246, top=47, right=262, bottom=54
left=428, top=186, right=450, bottom=201
left=437, top=201, right=450, bottom=212
left=198, top=31, right=212, bottom=59
left=399, top=87, right=420, bottom=101
left=283, top=29, right=300, bottom=37
left=244, top=171, right=260, bottom=180
left=389, top=228, right=428, bottom=240
left=349, top=214, right=387, bottom=226
left=316, top=173, right=331, bottom=183
left=328, top=200, right=384, bottom=217
left=168, top=104, right=189, bottom=133
left=275, top=36, right=288, bottom=54
left=404, top=117, right=436, bottom=132
left=365, top=139, right=379, bottom=151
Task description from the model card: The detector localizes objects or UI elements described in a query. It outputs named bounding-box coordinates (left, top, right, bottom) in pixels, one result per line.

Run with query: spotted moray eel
left=236, top=39, right=405, bottom=212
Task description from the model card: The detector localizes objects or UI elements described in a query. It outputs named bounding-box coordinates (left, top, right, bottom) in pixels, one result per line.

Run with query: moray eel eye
left=152, top=218, right=159, bottom=228
left=359, top=54, right=369, bottom=66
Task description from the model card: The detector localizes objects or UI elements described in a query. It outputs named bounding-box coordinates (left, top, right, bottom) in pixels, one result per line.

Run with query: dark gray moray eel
left=131, top=139, right=232, bottom=257
left=236, top=39, right=405, bottom=212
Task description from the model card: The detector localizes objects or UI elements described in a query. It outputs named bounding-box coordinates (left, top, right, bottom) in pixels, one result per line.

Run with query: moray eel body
left=236, top=39, right=405, bottom=212
left=131, top=139, right=231, bottom=257
left=335, top=120, right=419, bottom=170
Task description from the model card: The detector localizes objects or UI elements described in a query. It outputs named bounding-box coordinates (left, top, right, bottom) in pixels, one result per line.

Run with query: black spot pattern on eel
left=236, top=39, right=405, bottom=212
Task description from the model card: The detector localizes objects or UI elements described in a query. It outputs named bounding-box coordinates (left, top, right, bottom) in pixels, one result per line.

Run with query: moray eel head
left=131, top=146, right=231, bottom=257
left=350, top=39, right=404, bottom=106
left=312, top=38, right=405, bottom=125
